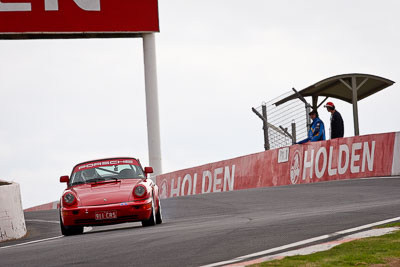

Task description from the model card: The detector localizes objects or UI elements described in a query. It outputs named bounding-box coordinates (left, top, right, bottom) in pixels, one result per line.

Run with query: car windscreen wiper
left=88, top=177, right=120, bottom=184
left=105, top=177, right=120, bottom=182
left=71, top=181, right=86, bottom=186
left=86, top=178, right=103, bottom=184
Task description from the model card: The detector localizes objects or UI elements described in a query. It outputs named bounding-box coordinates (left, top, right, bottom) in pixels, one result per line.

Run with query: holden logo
left=104, top=198, right=107, bottom=202
left=290, top=150, right=302, bottom=184
left=160, top=179, right=168, bottom=199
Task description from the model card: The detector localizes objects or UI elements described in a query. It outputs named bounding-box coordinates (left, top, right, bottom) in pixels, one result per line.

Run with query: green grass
left=251, top=223, right=400, bottom=267
left=375, top=222, right=400, bottom=229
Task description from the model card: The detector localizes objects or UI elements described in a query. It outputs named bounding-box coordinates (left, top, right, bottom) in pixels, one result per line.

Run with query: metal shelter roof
left=274, top=73, right=395, bottom=136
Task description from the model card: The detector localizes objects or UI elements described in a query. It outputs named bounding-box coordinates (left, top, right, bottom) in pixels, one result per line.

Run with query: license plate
left=95, top=210, right=117, bottom=220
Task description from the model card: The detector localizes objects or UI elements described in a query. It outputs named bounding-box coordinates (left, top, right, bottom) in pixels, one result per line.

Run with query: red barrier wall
left=392, top=132, right=400, bottom=176
left=156, top=132, right=397, bottom=199
left=24, top=201, right=58, bottom=212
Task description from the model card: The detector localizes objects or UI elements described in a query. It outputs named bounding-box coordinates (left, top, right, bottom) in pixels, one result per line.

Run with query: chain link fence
left=253, top=91, right=308, bottom=150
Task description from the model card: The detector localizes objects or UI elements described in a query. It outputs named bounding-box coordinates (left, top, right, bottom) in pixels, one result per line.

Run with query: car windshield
left=70, top=162, right=145, bottom=186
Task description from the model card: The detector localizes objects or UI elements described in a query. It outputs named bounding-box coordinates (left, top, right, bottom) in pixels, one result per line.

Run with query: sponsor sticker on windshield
left=74, top=159, right=138, bottom=173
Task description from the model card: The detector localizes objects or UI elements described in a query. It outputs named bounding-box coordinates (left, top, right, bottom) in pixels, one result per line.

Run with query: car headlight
left=63, top=193, right=75, bottom=205
left=134, top=185, right=146, bottom=198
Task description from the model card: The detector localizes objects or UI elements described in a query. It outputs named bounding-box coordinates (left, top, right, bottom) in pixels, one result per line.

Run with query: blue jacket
left=297, top=117, right=326, bottom=144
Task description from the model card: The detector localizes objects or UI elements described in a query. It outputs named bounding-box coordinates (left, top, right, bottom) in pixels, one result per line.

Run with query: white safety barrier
left=0, top=180, right=27, bottom=242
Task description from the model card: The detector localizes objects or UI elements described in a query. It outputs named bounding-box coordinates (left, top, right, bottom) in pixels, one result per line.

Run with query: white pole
left=142, top=33, right=162, bottom=177
left=351, top=76, right=360, bottom=136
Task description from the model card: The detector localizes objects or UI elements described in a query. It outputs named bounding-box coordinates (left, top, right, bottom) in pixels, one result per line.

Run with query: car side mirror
left=60, top=175, right=70, bottom=183
left=144, top=167, right=153, bottom=177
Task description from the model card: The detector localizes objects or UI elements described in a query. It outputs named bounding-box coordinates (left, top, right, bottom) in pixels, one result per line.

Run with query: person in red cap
left=324, top=101, right=344, bottom=139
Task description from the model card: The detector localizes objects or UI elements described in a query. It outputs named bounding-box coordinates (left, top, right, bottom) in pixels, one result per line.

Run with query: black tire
left=155, top=199, right=162, bottom=225
left=141, top=199, right=156, bottom=227
left=60, top=213, right=84, bottom=236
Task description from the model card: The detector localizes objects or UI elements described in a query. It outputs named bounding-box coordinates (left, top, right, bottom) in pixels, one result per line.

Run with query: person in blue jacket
left=297, top=110, right=326, bottom=144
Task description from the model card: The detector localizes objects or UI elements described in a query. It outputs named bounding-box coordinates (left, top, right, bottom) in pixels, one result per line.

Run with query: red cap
left=324, top=102, right=335, bottom=108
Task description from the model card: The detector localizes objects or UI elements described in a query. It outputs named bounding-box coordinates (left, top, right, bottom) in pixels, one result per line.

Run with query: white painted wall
left=0, top=180, right=27, bottom=242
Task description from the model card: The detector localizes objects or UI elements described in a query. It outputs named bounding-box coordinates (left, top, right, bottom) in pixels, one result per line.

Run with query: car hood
left=72, top=179, right=142, bottom=206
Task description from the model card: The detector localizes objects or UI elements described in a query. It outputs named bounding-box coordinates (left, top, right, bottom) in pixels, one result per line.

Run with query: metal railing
left=252, top=91, right=308, bottom=150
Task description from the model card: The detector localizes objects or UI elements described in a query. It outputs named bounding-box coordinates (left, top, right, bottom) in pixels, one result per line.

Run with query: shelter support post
left=312, top=96, right=318, bottom=111
left=351, top=76, right=360, bottom=136
left=143, top=33, right=162, bottom=176
left=340, top=77, right=362, bottom=136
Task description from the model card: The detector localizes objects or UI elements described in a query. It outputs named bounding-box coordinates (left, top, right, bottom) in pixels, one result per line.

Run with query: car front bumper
left=61, top=199, right=152, bottom=226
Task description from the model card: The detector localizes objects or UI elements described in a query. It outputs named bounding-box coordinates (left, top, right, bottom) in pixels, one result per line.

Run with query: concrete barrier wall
left=156, top=132, right=398, bottom=199
left=0, top=180, right=27, bottom=242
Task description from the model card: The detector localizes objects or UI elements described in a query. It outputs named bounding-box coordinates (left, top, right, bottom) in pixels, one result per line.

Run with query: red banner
left=156, top=132, right=397, bottom=199
left=0, top=0, right=159, bottom=37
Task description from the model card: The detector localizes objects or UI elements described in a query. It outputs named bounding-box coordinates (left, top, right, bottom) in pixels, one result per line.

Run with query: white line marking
left=0, top=236, right=63, bottom=250
left=0, top=226, right=92, bottom=250
left=200, top=216, right=400, bottom=267
left=336, top=217, right=400, bottom=235
left=25, top=219, right=60, bottom=224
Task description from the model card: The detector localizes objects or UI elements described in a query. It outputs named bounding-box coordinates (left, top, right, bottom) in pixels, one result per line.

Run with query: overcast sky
left=1, top=0, right=399, bottom=208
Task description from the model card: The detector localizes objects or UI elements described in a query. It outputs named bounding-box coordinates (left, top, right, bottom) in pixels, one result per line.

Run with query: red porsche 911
left=59, top=157, right=162, bottom=236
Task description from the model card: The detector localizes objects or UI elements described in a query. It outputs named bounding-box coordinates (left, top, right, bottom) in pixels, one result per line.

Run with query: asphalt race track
left=1, top=177, right=400, bottom=266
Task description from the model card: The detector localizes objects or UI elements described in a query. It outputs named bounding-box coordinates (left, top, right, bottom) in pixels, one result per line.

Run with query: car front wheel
left=155, top=199, right=162, bottom=225
left=60, top=212, right=84, bottom=236
left=142, top=198, right=156, bottom=227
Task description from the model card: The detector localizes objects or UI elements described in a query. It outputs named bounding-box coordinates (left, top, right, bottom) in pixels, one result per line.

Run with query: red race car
left=59, top=157, right=162, bottom=235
